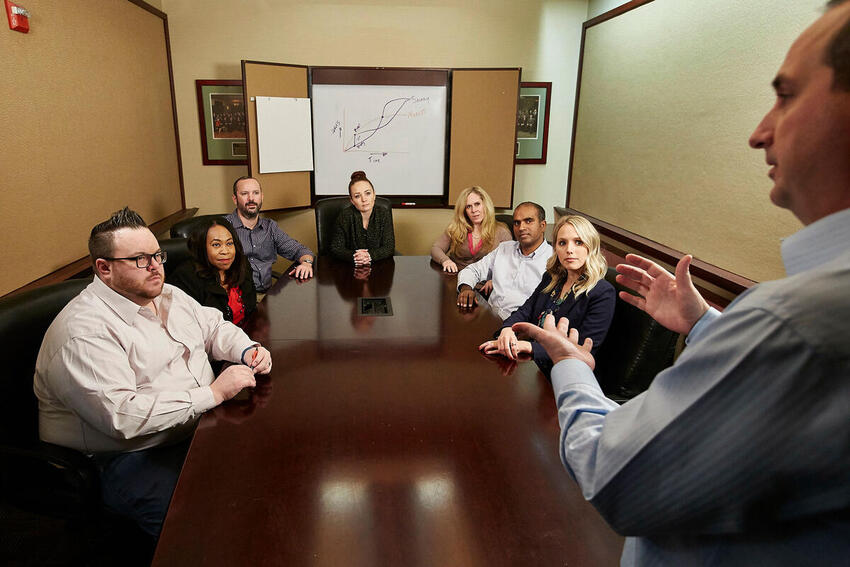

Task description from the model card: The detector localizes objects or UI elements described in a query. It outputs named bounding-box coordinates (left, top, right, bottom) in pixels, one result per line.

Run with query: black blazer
left=502, top=272, right=616, bottom=376
left=329, top=205, right=395, bottom=263
left=168, top=261, right=257, bottom=324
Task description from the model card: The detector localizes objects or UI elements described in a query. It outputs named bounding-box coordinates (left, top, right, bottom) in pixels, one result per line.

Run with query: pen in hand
left=250, top=347, right=259, bottom=369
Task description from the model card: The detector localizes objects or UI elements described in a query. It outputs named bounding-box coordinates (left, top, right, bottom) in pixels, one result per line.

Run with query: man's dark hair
left=515, top=201, right=546, bottom=222
left=88, top=207, right=147, bottom=261
left=826, top=0, right=850, bottom=91
left=232, top=176, right=256, bottom=195
left=186, top=217, right=249, bottom=288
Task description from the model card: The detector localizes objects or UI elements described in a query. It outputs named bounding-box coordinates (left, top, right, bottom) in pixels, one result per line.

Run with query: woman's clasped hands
left=478, top=327, right=532, bottom=360
left=353, top=248, right=372, bottom=266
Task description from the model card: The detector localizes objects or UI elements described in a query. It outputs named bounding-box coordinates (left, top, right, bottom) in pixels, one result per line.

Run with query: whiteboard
left=311, top=84, right=447, bottom=196
left=255, top=96, right=314, bottom=174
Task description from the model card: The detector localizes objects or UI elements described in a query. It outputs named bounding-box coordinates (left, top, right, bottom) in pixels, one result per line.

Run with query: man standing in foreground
left=515, top=2, right=850, bottom=564
left=457, top=202, right=551, bottom=320
left=34, top=208, right=272, bottom=537
left=226, top=176, right=315, bottom=291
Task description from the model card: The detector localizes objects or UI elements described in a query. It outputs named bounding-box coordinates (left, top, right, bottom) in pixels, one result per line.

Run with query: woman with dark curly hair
left=169, top=217, right=256, bottom=325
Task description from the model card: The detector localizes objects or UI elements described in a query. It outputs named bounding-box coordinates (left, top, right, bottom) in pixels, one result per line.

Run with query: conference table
left=152, top=256, right=623, bottom=566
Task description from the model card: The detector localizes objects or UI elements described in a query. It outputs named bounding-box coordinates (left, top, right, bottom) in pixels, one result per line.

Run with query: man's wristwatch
left=302, top=258, right=314, bottom=264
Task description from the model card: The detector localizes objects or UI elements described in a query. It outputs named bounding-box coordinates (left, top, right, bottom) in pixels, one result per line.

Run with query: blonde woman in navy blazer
left=480, top=215, right=615, bottom=376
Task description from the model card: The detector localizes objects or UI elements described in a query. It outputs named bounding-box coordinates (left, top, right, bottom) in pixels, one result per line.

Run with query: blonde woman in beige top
left=431, top=186, right=512, bottom=277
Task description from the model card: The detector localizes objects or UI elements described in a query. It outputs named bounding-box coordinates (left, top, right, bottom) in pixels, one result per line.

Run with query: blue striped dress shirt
left=550, top=208, right=850, bottom=566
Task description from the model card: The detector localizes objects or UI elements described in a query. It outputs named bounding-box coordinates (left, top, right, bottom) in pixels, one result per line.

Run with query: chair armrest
left=0, top=442, right=100, bottom=518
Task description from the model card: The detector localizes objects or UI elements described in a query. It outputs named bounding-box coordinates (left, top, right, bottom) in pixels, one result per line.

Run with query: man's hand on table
left=210, top=365, right=256, bottom=405
left=243, top=346, right=273, bottom=375
left=457, top=284, right=478, bottom=309
left=290, top=258, right=314, bottom=280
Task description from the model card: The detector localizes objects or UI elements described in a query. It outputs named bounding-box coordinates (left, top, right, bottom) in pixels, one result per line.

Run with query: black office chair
left=0, top=278, right=99, bottom=518
left=314, top=196, right=396, bottom=255
left=159, top=237, right=191, bottom=278
left=169, top=214, right=228, bottom=239
left=0, top=279, right=161, bottom=563
left=594, top=268, right=680, bottom=403
left=494, top=213, right=515, bottom=239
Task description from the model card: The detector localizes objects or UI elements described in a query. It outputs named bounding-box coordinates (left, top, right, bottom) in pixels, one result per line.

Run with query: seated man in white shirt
left=34, top=207, right=272, bottom=539
left=456, top=202, right=552, bottom=319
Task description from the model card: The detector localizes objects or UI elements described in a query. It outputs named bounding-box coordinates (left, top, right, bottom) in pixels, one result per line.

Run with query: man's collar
left=228, top=209, right=245, bottom=228
left=90, top=276, right=162, bottom=325
left=781, top=207, right=850, bottom=276
left=229, top=209, right=263, bottom=229
left=519, top=239, right=549, bottom=257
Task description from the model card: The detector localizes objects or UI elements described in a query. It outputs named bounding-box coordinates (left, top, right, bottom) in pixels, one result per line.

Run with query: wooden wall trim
left=3, top=208, right=198, bottom=299
left=567, top=0, right=656, bottom=213
left=584, top=0, right=655, bottom=28
left=125, top=1, right=184, bottom=207
left=556, top=207, right=755, bottom=297
left=126, top=0, right=167, bottom=19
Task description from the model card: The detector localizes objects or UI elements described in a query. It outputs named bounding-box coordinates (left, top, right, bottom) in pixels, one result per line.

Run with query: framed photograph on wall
left=515, top=81, right=552, bottom=164
left=195, top=79, right=249, bottom=165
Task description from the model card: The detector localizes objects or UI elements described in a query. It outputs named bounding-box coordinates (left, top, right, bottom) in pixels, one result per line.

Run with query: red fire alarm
left=5, top=0, right=30, bottom=33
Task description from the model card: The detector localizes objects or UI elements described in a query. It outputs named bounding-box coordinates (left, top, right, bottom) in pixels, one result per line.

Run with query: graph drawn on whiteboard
left=312, top=84, right=447, bottom=196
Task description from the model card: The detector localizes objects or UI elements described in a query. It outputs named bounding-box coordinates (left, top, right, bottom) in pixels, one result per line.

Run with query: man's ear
left=232, top=193, right=238, bottom=206
left=94, top=258, right=111, bottom=279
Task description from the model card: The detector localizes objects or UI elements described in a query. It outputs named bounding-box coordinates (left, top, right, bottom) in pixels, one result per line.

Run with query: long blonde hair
left=542, top=215, right=607, bottom=297
left=446, top=186, right=497, bottom=256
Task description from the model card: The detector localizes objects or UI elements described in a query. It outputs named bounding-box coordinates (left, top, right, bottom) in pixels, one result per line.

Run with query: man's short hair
left=515, top=201, right=546, bottom=222
left=826, top=1, right=850, bottom=91
left=88, top=207, right=147, bottom=262
left=232, top=176, right=256, bottom=195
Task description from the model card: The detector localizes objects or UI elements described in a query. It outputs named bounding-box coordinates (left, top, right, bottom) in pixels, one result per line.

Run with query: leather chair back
left=0, top=278, right=102, bottom=518
left=0, top=279, right=90, bottom=444
left=159, top=237, right=191, bottom=278
left=494, top=214, right=515, bottom=239
left=594, top=268, right=680, bottom=402
left=315, top=196, right=394, bottom=255
left=169, top=214, right=228, bottom=239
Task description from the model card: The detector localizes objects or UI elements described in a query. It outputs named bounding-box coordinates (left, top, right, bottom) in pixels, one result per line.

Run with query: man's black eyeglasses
left=102, top=251, right=167, bottom=268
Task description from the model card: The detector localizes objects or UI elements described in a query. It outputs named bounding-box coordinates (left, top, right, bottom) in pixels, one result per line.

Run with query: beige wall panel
left=1, top=0, right=181, bottom=295
left=569, top=0, right=823, bottom=282
left=449, top=70, right=520, bottom=209
left=243, top=62, right=311, bottom=210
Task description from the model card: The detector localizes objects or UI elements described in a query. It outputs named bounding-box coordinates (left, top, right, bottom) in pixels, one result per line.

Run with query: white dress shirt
left=457, top=239, right=553, bottom=319
left=34, top=277, right=256, bottom=454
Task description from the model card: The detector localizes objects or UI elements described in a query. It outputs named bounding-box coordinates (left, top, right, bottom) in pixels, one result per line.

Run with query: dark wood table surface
left=152, top=256, right=623, bottom=566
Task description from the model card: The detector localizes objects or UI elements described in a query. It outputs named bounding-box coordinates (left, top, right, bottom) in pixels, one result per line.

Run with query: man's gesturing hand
left=615, top=254, right=709, bottom=335
left=512, top=314, right=595, bottom=370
